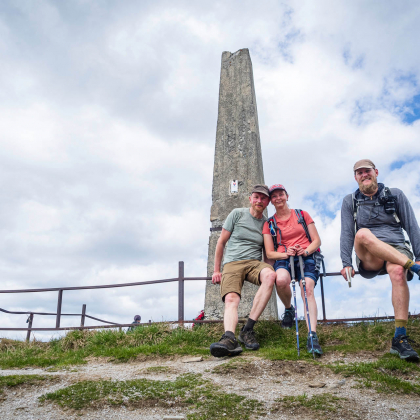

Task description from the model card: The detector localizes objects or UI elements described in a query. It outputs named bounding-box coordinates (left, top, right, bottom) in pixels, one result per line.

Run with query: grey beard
left=359, top=178, right=378, bottom=195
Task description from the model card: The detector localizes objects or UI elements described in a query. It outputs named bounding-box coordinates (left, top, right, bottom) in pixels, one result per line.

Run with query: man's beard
left=359, top=177, right=378, bottom=195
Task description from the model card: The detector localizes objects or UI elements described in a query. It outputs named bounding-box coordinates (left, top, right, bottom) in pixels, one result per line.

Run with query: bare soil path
left=1, top=352, right=419, bottom=419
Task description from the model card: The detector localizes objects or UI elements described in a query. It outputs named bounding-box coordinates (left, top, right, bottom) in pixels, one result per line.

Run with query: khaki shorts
left=356, top=243, right=414, bottom=281
left=220, top=259, right=274, bottom=300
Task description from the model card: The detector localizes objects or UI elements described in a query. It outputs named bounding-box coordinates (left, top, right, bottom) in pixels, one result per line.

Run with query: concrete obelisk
left=204, top=49, right=278, bottom=320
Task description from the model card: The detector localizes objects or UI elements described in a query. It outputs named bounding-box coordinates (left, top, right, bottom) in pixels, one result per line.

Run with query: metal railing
left=0, top=261, right=418, bottom=341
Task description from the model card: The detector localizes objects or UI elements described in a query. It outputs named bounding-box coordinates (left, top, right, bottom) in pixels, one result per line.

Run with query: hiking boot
left=210, top=334, right=243, bottom=358
left=238, top=326, right=260, bottom=350
left=390, top=335, right=419, bottom=362
left=281, top=307, right=295, bottom=329
left=307, top=332, right=323, bottom=356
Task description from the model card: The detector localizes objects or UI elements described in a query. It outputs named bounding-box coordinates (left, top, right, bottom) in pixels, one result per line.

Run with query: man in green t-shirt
left=210, top=185, right=276, bottom=358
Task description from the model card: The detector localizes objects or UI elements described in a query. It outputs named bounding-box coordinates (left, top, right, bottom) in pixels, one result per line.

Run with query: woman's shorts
left=273, top=255, right=319, bottom=286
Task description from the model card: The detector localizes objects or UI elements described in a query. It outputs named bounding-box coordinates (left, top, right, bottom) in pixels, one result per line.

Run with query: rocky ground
left=0, top=352, right=419, bottom=419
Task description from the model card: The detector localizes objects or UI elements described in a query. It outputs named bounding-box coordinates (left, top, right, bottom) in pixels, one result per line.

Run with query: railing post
left=56, top=289, right=63, bottom=328
left=80, top=304, right=86, bottom=328
left=178, top=261, right=184, bottom=322
left=320, top=274, right=326, bottom=321
left=26, top=313, right=33, bottom=342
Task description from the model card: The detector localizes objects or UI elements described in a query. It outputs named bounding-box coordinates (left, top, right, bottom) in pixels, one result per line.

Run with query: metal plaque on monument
left=204, top=49, right=278, bottom=320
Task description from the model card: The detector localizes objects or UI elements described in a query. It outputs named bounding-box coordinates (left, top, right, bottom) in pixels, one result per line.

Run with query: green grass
left=145, top=365, right=171, bottom=373
left=39, top=373, right=264, bottom=419
left=276, top=393, right=346, bottom=415
left=0, top=374, right=49, bottom=394
left=329, top=354, right=420, bottom=394
left=0, top=319, right=419, bottom=369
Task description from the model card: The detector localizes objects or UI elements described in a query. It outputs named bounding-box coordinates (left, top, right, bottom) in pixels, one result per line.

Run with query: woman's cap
left=269, top=184, right=287, bottom=195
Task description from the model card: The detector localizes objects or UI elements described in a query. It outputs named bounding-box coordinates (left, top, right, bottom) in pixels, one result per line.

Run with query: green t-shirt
left=222, top=208, right=267, bottom=265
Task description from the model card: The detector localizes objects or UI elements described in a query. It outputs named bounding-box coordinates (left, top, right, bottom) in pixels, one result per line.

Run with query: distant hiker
left=128, top=314, right=141, bottom=332
left=340, top=159, right=420, bottom=361
left=210, top=185, right=276, bottom=358
left=263, top=184, right=324, bottom=355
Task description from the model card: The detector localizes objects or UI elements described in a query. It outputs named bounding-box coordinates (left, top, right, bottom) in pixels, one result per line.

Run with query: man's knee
left=388, top=265, right=407, bottom=284
left=224, top=292, right=240, bottom=306
left=260, top=268, right=276, bottom=287
left=355, top=228, right=374, bottom=246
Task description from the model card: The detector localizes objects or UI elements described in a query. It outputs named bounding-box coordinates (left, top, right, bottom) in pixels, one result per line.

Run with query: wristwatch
left=304, top=250, right=309, bottom=256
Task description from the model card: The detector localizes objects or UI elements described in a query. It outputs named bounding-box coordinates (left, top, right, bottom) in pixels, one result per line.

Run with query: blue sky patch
left=402, top=94, right=420, bottom=124
left=305, top=192, right=342, bottom=220
left=390, top=157, right=420, bottom=170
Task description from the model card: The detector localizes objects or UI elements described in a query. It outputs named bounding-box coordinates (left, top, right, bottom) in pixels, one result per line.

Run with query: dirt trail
left=0, top=353, right=419, bottom=419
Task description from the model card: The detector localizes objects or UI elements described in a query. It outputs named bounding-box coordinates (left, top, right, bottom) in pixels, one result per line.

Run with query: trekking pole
left=298, top=255, right=315, bottom=359
left=346, top=267, right=352, bottom=288
left=289, top=256, right=300, bottom=357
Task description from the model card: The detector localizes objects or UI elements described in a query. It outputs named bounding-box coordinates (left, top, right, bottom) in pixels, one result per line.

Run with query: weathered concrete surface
left=204, top=49, right=278, bottom=321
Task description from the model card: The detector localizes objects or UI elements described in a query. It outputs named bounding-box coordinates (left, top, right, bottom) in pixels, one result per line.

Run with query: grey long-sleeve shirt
left=340, top=183, right=420, bottom=268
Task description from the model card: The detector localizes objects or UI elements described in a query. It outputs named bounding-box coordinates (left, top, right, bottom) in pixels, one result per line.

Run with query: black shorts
left=356, top=243, right=414, bottom=281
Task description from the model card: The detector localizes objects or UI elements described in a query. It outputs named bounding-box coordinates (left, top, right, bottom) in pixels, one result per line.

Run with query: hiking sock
left=224, top=330, right=235, bottom=339
left=394, top=319, right=407, bottom=338
left=403, top=260, right=420, bottom=274
left=243, top=318, right=256, bottom=332
left=285, top=306, right=294, bottom=312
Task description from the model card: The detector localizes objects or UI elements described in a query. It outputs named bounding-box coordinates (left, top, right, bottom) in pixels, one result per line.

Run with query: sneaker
left=210, top=334, right=243, bottom=358
left=307, top=332, right=323, bottom=355
left=281, top=307, right=295, bottom=329
left=390, top=335, right=419, bottom=361
left=238, top=326, right=260, bottom=350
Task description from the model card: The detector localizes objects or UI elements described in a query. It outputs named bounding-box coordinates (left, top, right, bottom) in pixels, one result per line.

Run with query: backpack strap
left=353, top=187, right=401, bottom=231
left=295, top=209, right=312, bottom=242
left=384, top=187, right=401, bottom=224
left=268, top=215, right=287, bottom=252
left=267, top=216, right=278, bottom=252
left=352, top=193, right=358, bottom=233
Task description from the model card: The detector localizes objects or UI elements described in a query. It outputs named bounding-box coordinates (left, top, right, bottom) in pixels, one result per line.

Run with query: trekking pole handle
left=346, top=267, right=352, bottom=288
left=298, top=255, right=305, bottom=282
left=289, top=256, right=295, bottom=280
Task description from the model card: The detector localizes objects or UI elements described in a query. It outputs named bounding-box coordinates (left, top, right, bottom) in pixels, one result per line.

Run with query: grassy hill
left=0, top=320, right=419, bottom=419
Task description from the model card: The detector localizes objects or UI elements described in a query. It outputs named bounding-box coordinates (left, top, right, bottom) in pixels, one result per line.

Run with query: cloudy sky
left=1, top=1, right=420, bottom=340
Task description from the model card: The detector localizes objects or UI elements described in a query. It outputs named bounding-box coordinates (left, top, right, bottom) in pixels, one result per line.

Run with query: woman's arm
left=263, top=234, right=289, bottom=260
left=304, top=223, right=321, bottom=255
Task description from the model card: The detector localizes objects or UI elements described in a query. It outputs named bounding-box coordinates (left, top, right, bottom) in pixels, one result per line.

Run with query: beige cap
left=353, top=159, right=376, bottom=172
left=251, top=184, right=270, bottom=197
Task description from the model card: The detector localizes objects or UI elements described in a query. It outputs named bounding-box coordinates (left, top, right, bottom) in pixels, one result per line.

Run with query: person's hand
left=340, top=266, right=355, bottom=281
left=286, top=247, right=296, bottom=256
left=295, top=244, right=305, bottom=256
left=212, top=271, right=222, bottom=284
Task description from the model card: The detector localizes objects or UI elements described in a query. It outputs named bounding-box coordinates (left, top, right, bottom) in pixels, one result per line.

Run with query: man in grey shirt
left=340, top=159, right=420, bottom=361
left=210, top=185, right=276, bottom=358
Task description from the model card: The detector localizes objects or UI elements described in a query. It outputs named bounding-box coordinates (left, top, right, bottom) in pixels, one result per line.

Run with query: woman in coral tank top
left=262, top=184, right=323, bottom=355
